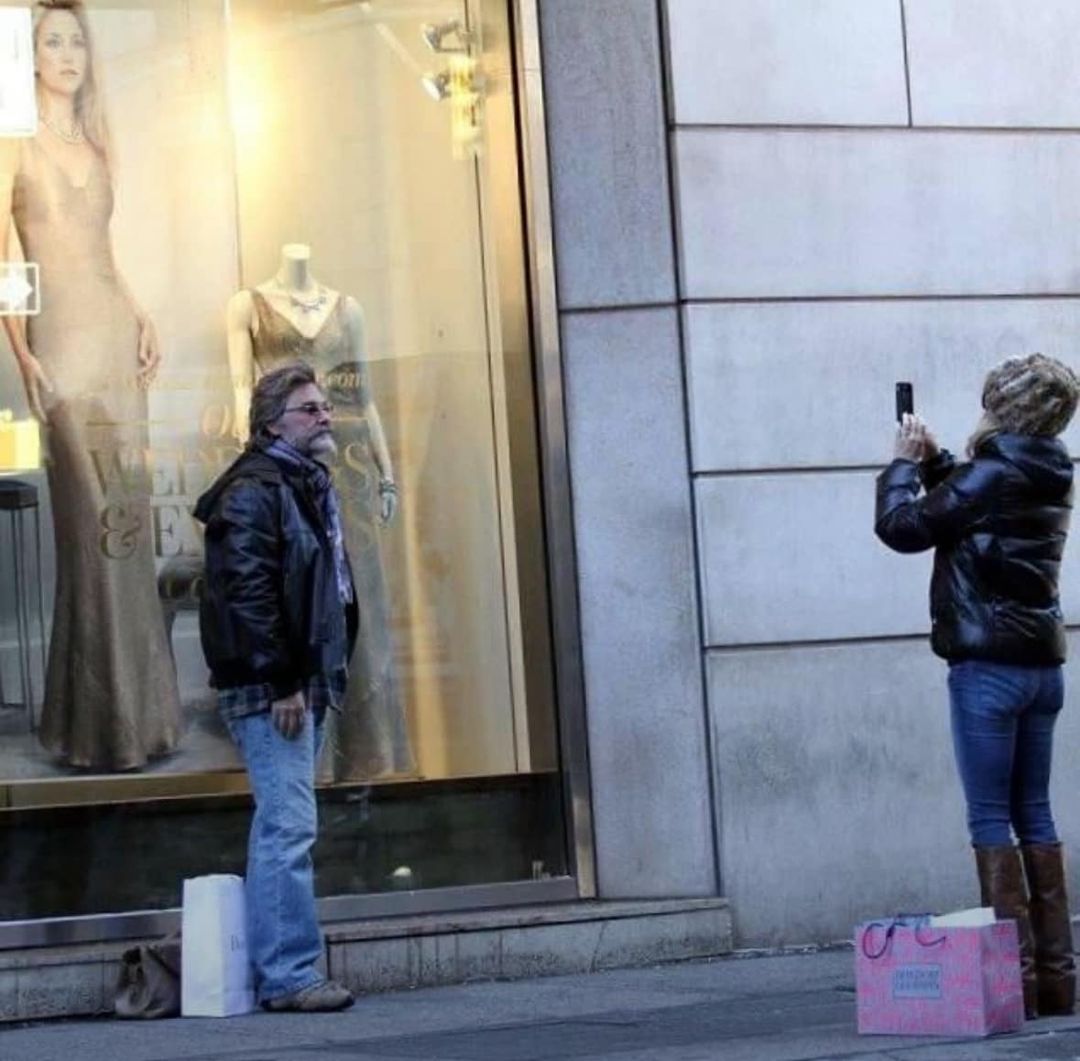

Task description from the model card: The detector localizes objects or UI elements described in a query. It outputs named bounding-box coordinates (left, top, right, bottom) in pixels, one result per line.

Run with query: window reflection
left=0, top=0, right=565, bottom=919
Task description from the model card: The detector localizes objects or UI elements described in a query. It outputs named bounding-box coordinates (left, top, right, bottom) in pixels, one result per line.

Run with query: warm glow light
left=449, top=55, right=481, bottom=160
left=227, top=42, right=268, bottom=146
left=423, top=56, right=484, bottom=158
left=0, top=410, right=40, bottom=472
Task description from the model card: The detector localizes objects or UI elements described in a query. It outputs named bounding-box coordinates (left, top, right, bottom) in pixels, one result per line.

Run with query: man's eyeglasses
left=283, top=401, right=334, bottom=417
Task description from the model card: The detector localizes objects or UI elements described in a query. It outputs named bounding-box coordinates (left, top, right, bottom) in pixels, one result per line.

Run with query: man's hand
left=895, top=413, right=937, bottom=462
left=271, top=690, right=307, bottom=740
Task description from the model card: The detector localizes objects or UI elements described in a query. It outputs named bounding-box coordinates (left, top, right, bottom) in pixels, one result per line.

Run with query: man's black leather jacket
left=193, top=442, right=358, bottom=697
left=876, top=433, right=1073, bottom=665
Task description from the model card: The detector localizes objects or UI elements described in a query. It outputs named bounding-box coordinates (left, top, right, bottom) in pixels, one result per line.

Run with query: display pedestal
left=0, top=478, right=45, bottom=730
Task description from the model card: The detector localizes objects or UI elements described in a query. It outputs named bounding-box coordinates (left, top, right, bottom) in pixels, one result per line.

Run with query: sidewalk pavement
left=5, top=947, right=1080, bottom=1061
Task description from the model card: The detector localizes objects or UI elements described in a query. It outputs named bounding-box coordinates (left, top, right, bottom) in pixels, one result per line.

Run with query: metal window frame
left=0, top=878, right=581, bottom=950
left=0, top=0, right=595, bottom=951
left=511, top=0, right=596, bottom=899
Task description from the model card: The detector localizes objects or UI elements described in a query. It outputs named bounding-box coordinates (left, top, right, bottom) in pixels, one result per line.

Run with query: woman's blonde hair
left=966, top=410, right=1002, bottom=459
left=33, top=1, right=112, bottom=175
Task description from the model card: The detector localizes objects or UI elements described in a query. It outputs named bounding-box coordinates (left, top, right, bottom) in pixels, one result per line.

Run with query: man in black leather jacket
left=194, top=361, right=357, bottom=1013
left=876, top=353, right=1079, bottom=1020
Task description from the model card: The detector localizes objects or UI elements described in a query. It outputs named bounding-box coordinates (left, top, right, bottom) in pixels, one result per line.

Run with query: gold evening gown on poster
left=248, top=290, right=414, bottom=780
left=13, top=138, right=181, bottom=770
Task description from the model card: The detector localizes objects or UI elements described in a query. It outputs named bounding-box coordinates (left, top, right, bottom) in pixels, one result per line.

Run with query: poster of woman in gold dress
left=0, top=0, right=181, bottom=771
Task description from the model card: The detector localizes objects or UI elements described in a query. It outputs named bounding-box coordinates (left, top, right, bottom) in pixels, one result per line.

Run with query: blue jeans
left=225, top=709, right=326, bottom=1004
left=948, top=661, right=1064, bottom=847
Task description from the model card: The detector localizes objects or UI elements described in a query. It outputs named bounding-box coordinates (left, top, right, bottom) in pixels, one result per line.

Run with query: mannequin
left=225, top=243, right=414, bottom=780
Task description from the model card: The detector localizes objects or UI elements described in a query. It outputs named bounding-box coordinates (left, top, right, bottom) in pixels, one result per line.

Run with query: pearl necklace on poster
left=41, top=115, right=85, bottom=144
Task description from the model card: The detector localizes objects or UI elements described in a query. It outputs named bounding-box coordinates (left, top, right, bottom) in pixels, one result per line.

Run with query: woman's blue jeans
left=948, top=660, right=1064, bottom=847
left=225, top=709, right=326, bottom=1004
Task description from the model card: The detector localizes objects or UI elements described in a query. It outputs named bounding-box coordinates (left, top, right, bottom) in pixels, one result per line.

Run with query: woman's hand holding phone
left=895, top=413, right=939, bottom=462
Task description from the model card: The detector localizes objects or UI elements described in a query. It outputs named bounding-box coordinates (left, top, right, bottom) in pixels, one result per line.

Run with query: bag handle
left=861, top=914, right=946, bottom=959
left=860, top=920, right=894, bottom=960
left=912, top=921, right=947, bottom=949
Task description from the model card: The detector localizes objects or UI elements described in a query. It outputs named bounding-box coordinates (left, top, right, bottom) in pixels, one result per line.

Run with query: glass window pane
left=0, top=0, right=567, bottom=924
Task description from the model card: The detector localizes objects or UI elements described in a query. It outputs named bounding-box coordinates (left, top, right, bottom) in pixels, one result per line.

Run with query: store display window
left=0, top=0, right=569, bottom=925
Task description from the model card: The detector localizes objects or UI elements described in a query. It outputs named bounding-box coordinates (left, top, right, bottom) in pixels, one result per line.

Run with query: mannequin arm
left=226, top=290, right=256, bottom=443
left=111, top=239, right=160, bottom=388
left=364, top=399, right=394, bottom=483
left=367, top=398, right=398, bottom=525
left=343, top=295, right=397, bottom=523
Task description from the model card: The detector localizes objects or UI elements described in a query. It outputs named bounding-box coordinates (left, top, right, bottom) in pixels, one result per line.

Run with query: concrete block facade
left=563, top=308, right=715, bottom=897
left=706, top=640, right=972, bottom=944
left=684, top=300, right=1080, bottom=471
left=698, top=467, right=1080, bottom=647
left=677, top=0, right=1080, bottom=944
left=905, top=0, right=1080, bottom=127
left=666, top=0, right=908, bottom=126
left=539, top=0, right=676, bottom=308
left=676, top=130, right=1080, bottom=299
left=709, top=633, right=1080, bottom=944
left=697, top=472, right=932, bottom=646
left=539, top=0, right=716, bottom=901
left=542, top=0, right=1080, bottom=945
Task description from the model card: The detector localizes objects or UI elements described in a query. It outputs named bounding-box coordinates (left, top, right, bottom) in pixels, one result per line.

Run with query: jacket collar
left=193, top=437, right=330, bottom=538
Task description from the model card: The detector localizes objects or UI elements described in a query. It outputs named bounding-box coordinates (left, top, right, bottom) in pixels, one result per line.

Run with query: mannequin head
left=33, top=1, right=111, bottom=167
left=277, top=243, right=314, bottom=291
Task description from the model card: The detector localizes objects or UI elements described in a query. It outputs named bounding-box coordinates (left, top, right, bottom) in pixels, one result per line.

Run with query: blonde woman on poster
left=0, top=0, right=180, bottom=771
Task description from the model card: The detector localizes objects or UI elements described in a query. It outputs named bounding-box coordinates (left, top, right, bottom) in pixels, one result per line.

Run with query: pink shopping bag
left=855, top=916, right=1023, bottom=1037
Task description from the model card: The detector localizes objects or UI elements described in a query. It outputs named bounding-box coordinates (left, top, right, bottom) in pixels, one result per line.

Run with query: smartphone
left=895, top=381, right=914, bottom=423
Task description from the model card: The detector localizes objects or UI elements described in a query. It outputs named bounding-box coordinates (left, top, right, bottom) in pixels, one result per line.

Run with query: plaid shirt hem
left=217, top=668, right=348, bottom=721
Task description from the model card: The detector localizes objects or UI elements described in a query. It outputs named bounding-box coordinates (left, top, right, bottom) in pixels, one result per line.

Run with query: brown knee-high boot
left=975, top=844, right=1038, bottom=1018
left=1021, top=843, right=1076, bottom=1016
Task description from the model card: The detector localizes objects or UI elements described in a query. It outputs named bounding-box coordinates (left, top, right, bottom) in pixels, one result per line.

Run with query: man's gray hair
left=249, top=361, right=318, bottom=439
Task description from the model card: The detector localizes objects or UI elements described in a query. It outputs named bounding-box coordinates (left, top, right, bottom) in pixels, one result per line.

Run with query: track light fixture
left=420, top=70, right=451, bottom=101
left=421, top=19, right=472, bottom=54
left=419, top=55, right=485, bottom=159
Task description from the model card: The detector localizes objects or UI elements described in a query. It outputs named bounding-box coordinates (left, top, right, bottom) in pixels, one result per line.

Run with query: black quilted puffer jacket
left=875, top=433, right=1073, bottom=665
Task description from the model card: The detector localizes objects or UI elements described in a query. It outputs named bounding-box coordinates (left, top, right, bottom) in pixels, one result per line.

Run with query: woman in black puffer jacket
left=876, top=353, right=1080, bottom=1020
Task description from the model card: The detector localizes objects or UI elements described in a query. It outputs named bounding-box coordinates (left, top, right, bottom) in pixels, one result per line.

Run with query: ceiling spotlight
left=421, top=71, right=452, bottom=101
left=421, top=19, right=472, bottom=53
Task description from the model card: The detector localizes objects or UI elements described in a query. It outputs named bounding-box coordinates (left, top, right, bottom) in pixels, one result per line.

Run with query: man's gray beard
left=309, top=433, right=338, bottom=458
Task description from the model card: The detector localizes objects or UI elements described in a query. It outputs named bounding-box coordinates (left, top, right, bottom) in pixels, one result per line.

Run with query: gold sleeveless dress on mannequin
left=248, top=289, right=414, bottom=780
left=12, top=138, right=181, bottom=770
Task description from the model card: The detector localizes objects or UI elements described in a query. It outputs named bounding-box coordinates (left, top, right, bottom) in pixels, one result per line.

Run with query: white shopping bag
left=180, top=874, right=256, bottom=1017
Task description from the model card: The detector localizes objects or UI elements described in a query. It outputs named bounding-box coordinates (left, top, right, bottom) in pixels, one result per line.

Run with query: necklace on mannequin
left=274, top=280, right=327, bottom=314
left=41, top=114, right=85, bottom=145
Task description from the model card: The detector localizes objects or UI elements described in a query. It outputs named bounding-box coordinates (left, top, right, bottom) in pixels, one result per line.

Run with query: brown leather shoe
left=1021, top=843, right=1077, bottom=1016
left=975, top=844, right=1038, bottom=1019
left=264, top=979, right=355, bottom=1012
